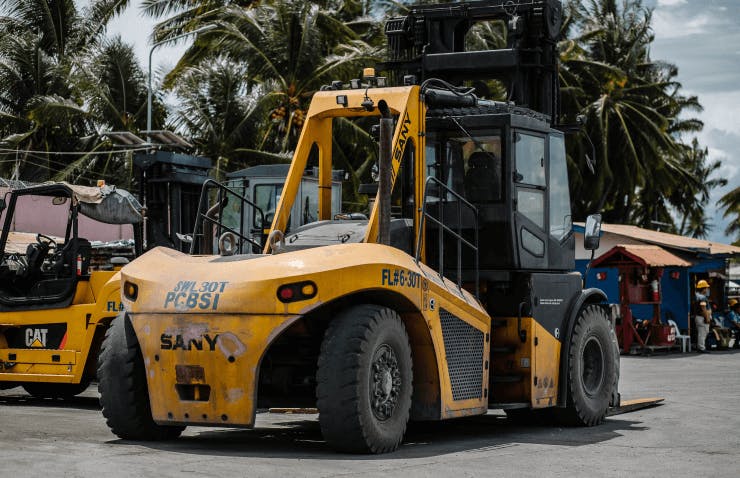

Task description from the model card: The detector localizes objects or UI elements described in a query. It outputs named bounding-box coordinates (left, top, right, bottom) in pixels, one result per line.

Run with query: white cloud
left=653, top=11, right=712, bottom=39
left=657, top=0, right=687, bottom=6
left=692, top=91, right=740, bottom=138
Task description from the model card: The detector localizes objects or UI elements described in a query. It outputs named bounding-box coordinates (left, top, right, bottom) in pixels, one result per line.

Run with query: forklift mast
left=383, top=0, right=562, bottom=121
left=133, top=151, right=212, bottom=252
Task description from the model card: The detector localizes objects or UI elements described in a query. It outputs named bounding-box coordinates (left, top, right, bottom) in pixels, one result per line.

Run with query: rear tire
left=22, top=381, right=90, bottom=399
left=316, top=304, right=413, bottom=453
left=557, top=304, right=617, bottom=426
left=98, top=313, right=184, bottom=440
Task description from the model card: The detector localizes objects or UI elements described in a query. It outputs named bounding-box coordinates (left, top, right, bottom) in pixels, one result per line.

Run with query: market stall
left=591, top=244, right=691, bottom=354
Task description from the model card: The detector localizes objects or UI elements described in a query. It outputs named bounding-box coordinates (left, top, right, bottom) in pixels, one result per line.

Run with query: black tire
left=22, top=381, right=90, bottom=399
left=557, top=304, right=617, bottom=426
left=316, top=304, right=413, bottom=454
left=97, top=313, right=184, bottom=440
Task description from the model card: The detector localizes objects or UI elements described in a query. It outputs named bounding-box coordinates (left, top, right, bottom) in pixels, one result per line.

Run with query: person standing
left=727, top=299, right=740, bottom=348
left=693, top=280, right=712, bottom=353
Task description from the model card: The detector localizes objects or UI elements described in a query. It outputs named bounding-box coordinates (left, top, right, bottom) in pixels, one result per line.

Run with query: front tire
left=98, top=313, right=184, bottom=440
left=316, top=304, right=413, bottom=453
left=558, top=304, right=617, bottom=426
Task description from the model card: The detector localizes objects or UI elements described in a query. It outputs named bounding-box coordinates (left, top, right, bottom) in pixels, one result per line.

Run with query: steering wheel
left=36, top=233, right=57, bottom=252
left=20, top=234, right=55, bottom=279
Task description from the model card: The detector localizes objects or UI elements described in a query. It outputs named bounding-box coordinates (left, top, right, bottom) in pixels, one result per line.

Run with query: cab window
left=548, top=134, right=571, bottom=241
left=253, top=184, right=283, bottom=228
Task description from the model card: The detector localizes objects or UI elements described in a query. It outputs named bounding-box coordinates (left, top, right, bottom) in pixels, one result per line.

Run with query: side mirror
left=584, top=213, right=602, bottom=251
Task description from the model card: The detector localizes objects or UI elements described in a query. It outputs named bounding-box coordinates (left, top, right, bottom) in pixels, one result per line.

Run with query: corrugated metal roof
left=575, top=222, right=740, bottom=256
left=592, top=244, right=693, bottom=268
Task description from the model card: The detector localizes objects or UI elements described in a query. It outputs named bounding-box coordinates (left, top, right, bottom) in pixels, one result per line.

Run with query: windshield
left=2, top=194, right=71, bottom=253
left=253, top=184, right=283, bottom=228
left=426, top=133, right=503, bottom=202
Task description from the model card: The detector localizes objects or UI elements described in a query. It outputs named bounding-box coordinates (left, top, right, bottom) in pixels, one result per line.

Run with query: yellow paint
left=0, top=270, right=122, bottom=384
left=123, top=244, right=490, bottom=425
left=532, top=322, right=561, bottom=408
left=264, top=86, right=427, bottom=253
left=489, top=316, right=561, bottom=407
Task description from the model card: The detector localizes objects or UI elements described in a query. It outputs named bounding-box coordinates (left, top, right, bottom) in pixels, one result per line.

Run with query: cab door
left=512, top=130, right=548, bottom=269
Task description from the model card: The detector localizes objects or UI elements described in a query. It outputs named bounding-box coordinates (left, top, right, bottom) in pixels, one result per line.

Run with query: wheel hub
left=370, top=344, right=401, bottom=421
left=582, top=336, right=605, bottom=397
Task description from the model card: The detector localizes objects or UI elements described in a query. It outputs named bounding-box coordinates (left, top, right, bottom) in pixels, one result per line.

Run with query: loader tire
left=317, top=304, right=412, bottom=454
left=98, top=313, right=184, bottom=440
left=22, top=381, right=90, bottom=399
left=557, top=305, right=617, bottom=426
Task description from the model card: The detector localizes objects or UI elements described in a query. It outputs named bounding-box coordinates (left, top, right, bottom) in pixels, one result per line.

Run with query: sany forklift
left=99, top=0, right=632, bottom=453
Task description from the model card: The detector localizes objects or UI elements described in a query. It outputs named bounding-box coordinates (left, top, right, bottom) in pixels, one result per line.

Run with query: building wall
left=1, top=187, right=133, bottom=242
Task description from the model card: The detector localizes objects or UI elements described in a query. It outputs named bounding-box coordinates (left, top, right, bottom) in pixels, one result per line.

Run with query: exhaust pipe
left=378, top=100, right=392, bottom=245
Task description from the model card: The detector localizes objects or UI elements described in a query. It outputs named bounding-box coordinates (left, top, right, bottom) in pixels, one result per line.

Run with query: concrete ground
left=1, top=350, right=739, bottom=478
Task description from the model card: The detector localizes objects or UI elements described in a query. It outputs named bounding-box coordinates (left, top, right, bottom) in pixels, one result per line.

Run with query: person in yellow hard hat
left=693, top=280, right=712, bottom=353
left=726, top=299, right=740, bottom=347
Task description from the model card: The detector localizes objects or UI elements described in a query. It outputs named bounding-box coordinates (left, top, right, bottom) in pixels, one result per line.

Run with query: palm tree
left=76, top=36, right=164, bottom=132
left=561, top=0, right=703, bottom=226
left=179, top=1, right=379, bottom=153
left=48, top=37, right=167, bottom=186
left=0, top=0, right=155, bottom=183
left=718, top=187, right=740, bottom=245
left=171, top=57, right=284, bottom=178
left=669, top=140, right=726, bottom=238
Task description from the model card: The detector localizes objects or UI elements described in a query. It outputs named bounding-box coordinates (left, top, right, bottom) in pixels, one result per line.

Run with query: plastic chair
left=668, top=319, right=691, bottom=353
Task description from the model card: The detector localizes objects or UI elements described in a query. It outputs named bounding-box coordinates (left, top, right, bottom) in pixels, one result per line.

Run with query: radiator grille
left=439, top=308, right=484, bottom=401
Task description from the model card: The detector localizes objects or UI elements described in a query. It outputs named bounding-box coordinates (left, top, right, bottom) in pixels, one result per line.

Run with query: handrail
left=414, top=176, right=479, bottom=299
left=190, top=179, right=265, bottom=255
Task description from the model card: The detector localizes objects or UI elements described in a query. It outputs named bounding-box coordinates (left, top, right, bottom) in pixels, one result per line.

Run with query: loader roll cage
left=0, top=182, right=143, bottom=310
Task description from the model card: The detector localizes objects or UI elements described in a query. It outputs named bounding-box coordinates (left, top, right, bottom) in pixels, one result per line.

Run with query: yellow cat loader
left=0, top=182, right=143, bottom=398
left=99, top=0, right=638, bottom=452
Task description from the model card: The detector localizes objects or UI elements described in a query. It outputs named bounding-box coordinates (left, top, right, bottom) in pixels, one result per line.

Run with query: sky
left=98, top=0, right=739, bottom=244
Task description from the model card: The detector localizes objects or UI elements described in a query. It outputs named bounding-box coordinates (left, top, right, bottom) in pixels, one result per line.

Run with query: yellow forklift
left=0, top=134, right=213, bottom=400
left=0, top=182, right=143, bottom=398
left=99, top=0, right=624, bottom=452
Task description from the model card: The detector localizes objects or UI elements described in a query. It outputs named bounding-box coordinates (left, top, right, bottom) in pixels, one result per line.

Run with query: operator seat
left=21, top=241, right=50, bottom=280
left=464, top=151, right=501, bottom=203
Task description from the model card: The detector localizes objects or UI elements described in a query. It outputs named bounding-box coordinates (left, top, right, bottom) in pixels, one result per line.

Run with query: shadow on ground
left=0, top=388, right=100, bottom=411
left=115, top=413, right=648, bottom=460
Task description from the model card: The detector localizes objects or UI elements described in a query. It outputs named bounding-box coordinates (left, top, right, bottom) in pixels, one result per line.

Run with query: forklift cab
left=0, top=183, right=142, bottom=311
left=187, top=165, right=344, bottom=256
left=420, top=106, right=574, bottom=280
